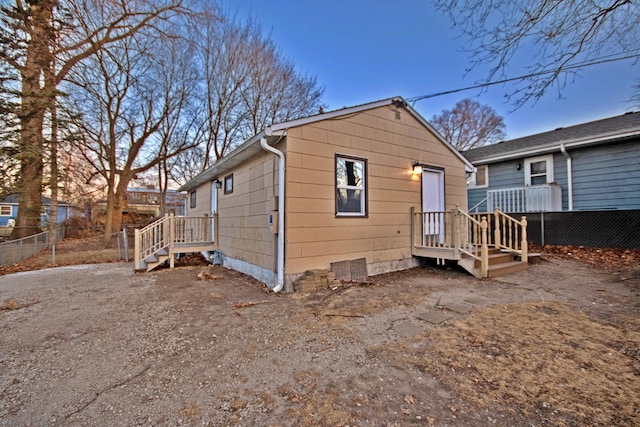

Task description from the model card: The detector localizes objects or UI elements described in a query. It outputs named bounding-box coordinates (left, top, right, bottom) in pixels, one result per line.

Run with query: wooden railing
left=411, top=207, right=527, bottom=277
left=478, top=208, right=528, bottom=262
left=134, top=214, right=217, bottom=270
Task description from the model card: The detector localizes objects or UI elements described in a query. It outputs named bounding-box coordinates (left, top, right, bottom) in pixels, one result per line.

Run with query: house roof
left=179, top=96, right=474, bottom=192
left=0, top=195, right=73, bottom=206
left=463, top=111, right=640, bottom=164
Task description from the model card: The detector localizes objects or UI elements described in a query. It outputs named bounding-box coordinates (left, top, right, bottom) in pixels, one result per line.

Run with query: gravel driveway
left=1, top=259, right=638, bottom=426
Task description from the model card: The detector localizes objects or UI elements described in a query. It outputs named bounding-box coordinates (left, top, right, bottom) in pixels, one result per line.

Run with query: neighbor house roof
left=179, top=96, right=474, bottom=192
left=0, top=195, right=72, bottom=206
left=463, top=111, right=640, bottom=164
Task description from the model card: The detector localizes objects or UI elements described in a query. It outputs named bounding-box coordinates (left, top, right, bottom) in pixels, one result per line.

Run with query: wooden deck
left=411, top=207, right=528, bottom=278
left=134, top=214, right=218, bottom=272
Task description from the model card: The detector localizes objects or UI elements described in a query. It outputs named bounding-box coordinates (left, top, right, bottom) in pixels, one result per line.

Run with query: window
left=525, top=155, right=554, bottom=186
left=190, top=191, right=196, bottom=209
left=336, top=155, right=367, bottom=216
left=467, top=165, right=488, bottom=188
left=224, top=174, right=234, bottom=194
left=0, top=205, right=11, bottom=216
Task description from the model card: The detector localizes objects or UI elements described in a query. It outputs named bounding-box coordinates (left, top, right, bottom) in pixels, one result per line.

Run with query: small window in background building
left=0, top=205, right=11, bottom=216
left=467, top=165, right=488, bottom=188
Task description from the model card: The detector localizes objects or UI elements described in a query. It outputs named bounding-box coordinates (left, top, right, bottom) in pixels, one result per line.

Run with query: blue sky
left=228, top=0, right=637, bottom=139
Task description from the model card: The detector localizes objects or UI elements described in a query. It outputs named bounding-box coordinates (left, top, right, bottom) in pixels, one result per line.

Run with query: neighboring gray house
left=463, top=111, right=640, bottom=213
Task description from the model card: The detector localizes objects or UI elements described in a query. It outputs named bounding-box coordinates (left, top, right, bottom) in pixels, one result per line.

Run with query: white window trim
left=336, top=155, right=367, bottom=217
left=524, top=154, right=554, bottom=186
left=467, top=165, right=488, bottom=189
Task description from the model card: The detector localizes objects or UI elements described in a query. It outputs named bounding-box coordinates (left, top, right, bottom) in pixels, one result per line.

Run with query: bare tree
left=67, top=29, right=197, bottom=242
left=176, top=9, right=325, bottom=179
left=240, top=28, right=324, bottom=138
left=0, top=0, right=187, bottom=238
left=434, top=0, right=640, bottom=107
left=430, top=99, right=506, bottom=151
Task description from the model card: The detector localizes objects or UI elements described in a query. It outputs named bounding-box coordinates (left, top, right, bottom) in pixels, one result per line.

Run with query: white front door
left=422, top=168, right=445, bottom=244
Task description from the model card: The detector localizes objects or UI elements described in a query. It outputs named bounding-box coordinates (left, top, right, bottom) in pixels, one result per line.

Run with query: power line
left=407, top=53, right=640, bottom=104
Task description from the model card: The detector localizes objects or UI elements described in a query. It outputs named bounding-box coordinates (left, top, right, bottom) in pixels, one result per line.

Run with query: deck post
left=452, top=207, right=460, bottom=258
left=213, top=212, right=219, bottom=246
left=134, top=228, right=141, bottom=270
left=521, top=216, right=528, bottom=263
left=410, top=207, right=415, bottom=254
left=493, top=207, right=501, bottom=248
left=169, top=214, right=175, bottom=269
left=481, top=216, right=489, bottom=278
left=204, top=213, right=209, bottom=242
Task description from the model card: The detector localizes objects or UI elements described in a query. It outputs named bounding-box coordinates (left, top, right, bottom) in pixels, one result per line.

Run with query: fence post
left=122, top=228, right=129, bottom=262
left=481, top=216, right=489, bottom=278
left=540, top=211, right=545, bottom=246
left=521, top=216, right=528, bottom=264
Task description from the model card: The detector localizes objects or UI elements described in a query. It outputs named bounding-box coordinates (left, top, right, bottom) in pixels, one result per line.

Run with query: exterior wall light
left=215, top=179, right=222, bottom=189
left=412, top=162, right=423, bottom=175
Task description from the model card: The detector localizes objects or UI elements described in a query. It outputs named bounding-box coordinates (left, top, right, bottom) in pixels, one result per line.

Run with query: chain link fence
left=0, top=227, right=66, bottom=267
left=0, top=225, right=135, bottom=268
left=513, top=210, right=640, bottom=249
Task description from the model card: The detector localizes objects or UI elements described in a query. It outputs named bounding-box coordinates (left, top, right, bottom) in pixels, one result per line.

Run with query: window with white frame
left=336, top=155, right=367, bottom=216
left=525, top=155, right=554, bottom=185
left=467, top=164, right=488, bottom=188
left=0, top=205, right=11, bottom=216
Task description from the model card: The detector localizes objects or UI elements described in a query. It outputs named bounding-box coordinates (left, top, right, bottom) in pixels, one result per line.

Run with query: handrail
left=455, top=208, right=489, bottom=276
left=491, top=208, right=528, bottom=263
left=468, top=196, right=488, bottom=213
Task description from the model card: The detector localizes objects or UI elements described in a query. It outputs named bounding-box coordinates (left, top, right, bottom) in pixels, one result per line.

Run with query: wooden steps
left=136, top=247, right=170, bottom=272
left=457, top=248, right=528, bottom=279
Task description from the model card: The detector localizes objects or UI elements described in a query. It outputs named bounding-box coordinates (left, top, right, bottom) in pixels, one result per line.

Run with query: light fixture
left=412, top=161, right=423, bottom=175
left=215, top=179, right=222, bottom=189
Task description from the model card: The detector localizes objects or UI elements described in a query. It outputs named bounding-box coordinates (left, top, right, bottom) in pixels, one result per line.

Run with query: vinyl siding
left=570, top=139, right=640, bottom=210
left=285, top=105, right=468, bottom=275
left=466, top=137, right=640, bottom=212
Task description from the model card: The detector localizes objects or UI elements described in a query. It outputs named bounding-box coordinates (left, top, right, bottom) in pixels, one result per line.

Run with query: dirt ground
left=0, top=247, right=639, bottom=426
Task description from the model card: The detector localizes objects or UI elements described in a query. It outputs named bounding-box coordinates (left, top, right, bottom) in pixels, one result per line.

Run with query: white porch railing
left=134, top=214, right=217, bottom=270
left=487, top=184, right=561, bottom=213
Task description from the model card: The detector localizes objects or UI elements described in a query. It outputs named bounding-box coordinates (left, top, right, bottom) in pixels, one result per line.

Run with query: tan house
left=135, top=97, right=529, bottom=291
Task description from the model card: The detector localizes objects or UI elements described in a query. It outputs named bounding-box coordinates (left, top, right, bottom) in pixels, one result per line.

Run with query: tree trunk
left=48, top=78, right=59, bottom=245
left=11, top=1, right=55, bottom=239
left=102, top=189, right=116, bottom=246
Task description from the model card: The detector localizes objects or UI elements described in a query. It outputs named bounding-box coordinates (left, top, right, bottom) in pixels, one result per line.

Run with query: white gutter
left=260, top=127, right=285, bottom=293
left=560, top=144, right=574, bottom=211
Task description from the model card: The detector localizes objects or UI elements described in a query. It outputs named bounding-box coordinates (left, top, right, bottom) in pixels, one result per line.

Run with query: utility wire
left=407, top=53, right=640, bottom=104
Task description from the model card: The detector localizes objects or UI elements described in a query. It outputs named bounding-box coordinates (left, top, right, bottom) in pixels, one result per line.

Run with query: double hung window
left=336, top=155, right=367, bottom=216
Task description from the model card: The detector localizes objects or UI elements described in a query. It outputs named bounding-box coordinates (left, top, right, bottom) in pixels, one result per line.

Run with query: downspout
left=260, top=128, right=286, bottom=293
left=560, top=144, right=573, bottom=211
